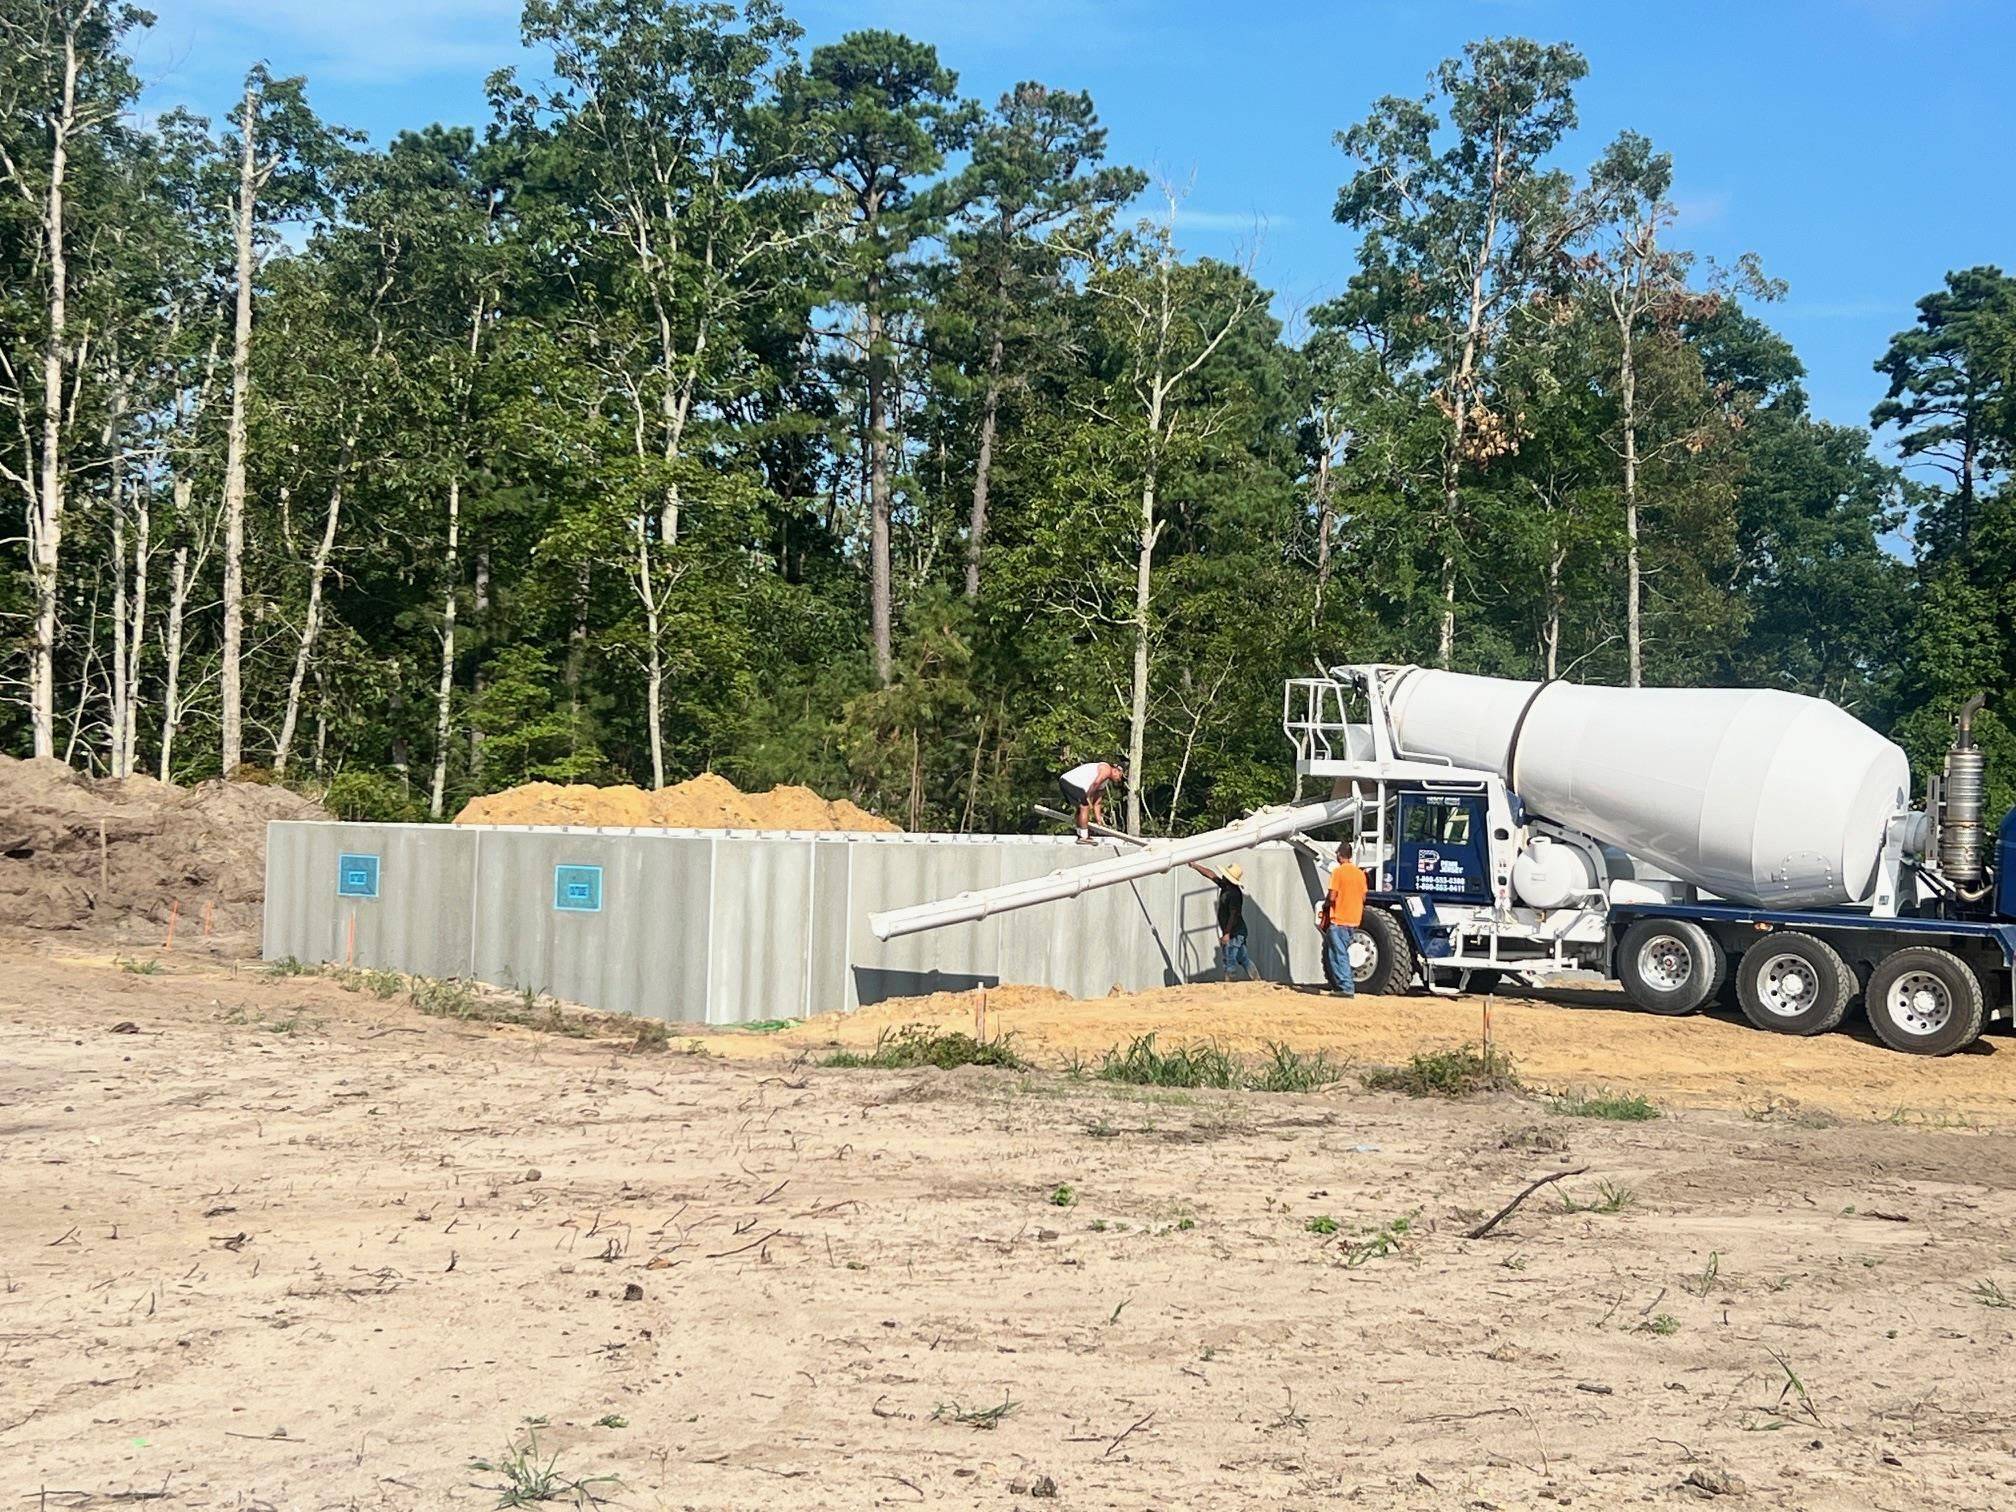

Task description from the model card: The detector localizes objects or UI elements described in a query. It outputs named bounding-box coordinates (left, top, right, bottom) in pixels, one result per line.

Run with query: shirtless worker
left=1318, top=841, right=1369, bottom=997
left=1058, top=759, right=1127, bottom=843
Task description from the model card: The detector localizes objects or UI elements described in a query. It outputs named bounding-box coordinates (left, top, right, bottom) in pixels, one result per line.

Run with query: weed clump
left=469, top=1430, right=618, bottom=1508
left=1548, top=1090, right=1659, bottom=1121
left=1093, top=1034, right=1346, bottom=1093
left=821, top=1025, right=1028, bottom=1072
left=1361, top=1043, right=1519, bottom=1098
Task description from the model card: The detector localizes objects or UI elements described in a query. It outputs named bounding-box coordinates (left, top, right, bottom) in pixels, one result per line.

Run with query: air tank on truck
left=1281, top=665, right=2016, bottom=1055
left=870, top=663, right=2016, bottom=1056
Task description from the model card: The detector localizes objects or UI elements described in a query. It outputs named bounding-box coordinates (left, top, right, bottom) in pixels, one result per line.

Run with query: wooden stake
left=201, top=901, right=214, bottom=938
left=164, top=898, right=179, bottom=950
left=98, top=819, right=108, bottom=895
left=345, top=914, right=356, bottom=966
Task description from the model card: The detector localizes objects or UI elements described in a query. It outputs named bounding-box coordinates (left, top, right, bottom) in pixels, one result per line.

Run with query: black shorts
left=1059, top=777, right=1090, bottom=806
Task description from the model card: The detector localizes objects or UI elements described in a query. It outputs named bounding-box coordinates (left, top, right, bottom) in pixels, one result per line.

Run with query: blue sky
left=130, top=0, right=2014, bottom=464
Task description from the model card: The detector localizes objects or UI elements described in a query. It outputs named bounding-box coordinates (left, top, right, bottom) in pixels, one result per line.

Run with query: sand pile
left=0, top=755, right=329, bottom=948
left=454, top=772, right=898, bottom=832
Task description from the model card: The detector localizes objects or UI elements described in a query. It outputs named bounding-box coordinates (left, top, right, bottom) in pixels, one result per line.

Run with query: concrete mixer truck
left=1274, top=665, right=2016, bottom=1056
left=871, top=664, right=2016, bottom=1057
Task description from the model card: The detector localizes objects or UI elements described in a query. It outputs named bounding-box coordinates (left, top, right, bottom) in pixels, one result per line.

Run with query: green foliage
left=0, top=7, right=1984, bottom=859
left=1547, top=1090, right=1660, bottom=1121
left=323, top=771, right=429, bottom=823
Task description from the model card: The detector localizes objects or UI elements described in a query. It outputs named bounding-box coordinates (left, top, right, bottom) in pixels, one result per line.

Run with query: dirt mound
left=454, top=773, right=899, bottom=832
left=0, top=755, right=329, bottom=950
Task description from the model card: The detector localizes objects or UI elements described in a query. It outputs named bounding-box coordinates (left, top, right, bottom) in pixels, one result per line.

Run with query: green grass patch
left=1093, top=1034, right=1346, bottom=1093
left=738, top=1018, right=800, bottom=1034
left=821, top=1025, right=1028, bottom=1071
left=1361, top=1043, right=1519, bottom=1098
left=932, top=1394, right=1018, bottom=1430
left=469, top=1430, right=618, bottom=1508
left=1341, top=1214, right=1413, bottom=1267
left=1548, top=1089, right=1659, bottom=1121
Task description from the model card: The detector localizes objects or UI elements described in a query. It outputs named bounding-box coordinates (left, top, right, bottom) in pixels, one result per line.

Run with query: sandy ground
left=733, top=979, right=2016, bottom=1124
left=8, top=945, right=2016, bottom=1510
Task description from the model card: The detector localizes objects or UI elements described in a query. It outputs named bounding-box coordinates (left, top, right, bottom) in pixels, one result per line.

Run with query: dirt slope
left=455, top=771, right=897, bottom=832
left=0, top=756, right=327, bottom=949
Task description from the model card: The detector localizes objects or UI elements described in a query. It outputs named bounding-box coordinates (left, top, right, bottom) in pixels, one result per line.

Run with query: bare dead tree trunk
left=125, top=476, right=150, bottom=776
left=1127, top=447, right=1159, bottom=838
left=637, top=519, right=666, bottom=790
left=158, top=512, right=191, bottom=782
left=964, top=329, right=1005, bottom=601
left=428, top=476, right=459, bottom=817
left=26, top=22, right=82, bottom=761
left=866, top=259, right=893, bottom=686
left=219, top=77, right=259, bottom=776
left=1621, top=325, right=1642, bottom=688
left=470, top=545, right=491, bottom=776
left=108, top=426, right=128, bottom=777
left=1543, top=536, right=1565, bottom=680
left=271, top=464, right=348, bottom=777
left=1312, top=443, right=1335, bottom=622
left=1437, top=132, right=1507, bottom=670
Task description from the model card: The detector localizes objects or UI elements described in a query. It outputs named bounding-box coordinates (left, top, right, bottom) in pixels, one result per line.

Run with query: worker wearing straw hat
left=1188, top=859, right=1252, bottom=980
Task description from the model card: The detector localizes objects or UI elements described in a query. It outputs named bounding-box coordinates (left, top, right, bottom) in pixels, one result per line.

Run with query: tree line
left=3, top=1, right=2012, bottom=829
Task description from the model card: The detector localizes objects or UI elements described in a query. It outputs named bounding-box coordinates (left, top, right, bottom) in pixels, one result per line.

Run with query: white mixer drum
left=1387, top=669, right=1909, bottom=910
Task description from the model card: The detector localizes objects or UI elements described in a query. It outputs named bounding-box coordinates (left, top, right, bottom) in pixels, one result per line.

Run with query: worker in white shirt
left=1057, top=759, right=1128, bottom=842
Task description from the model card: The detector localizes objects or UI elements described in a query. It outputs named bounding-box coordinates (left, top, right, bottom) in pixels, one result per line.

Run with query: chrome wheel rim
left=1348, top=931, right=1375, bottom=978
left=1886, top=970, right=1951, bottom=1036
left=1754, top=951, right=1820, bottom=1019
left=1636, top=934, right=1694, bottom=991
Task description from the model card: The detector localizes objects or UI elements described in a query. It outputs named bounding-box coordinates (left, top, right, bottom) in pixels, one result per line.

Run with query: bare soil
left=0, top=756, right=327, bottom=950
left=7, top=945, right=2016, bottom=1510
left=738, top=979, right=2016, bottom=1124
left=454, top=772, right=897, bottom=832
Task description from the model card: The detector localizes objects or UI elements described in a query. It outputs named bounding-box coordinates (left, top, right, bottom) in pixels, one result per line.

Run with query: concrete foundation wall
left=264, top=822, right=1332, bottom=1025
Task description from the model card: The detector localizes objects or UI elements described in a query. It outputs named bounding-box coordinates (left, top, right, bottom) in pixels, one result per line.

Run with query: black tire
left=1353, top=909, right=1415, bottom=996
left=1864, top=946, right=1986, bottom=1056
left=1616, top=918, right=1725, bottom=1016
left=1734, top=931, right=1854, bottom=1036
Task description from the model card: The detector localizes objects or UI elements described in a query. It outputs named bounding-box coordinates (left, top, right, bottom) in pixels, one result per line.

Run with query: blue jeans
left=1325, top=925, right=1357, bottom=997
left=1219, top=934, right=1252, bottom=979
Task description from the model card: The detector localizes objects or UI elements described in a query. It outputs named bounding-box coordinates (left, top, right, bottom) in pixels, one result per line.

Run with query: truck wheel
left=1735, top=931, right=1854, bottom=1036
left=1865, top=947, right=1985, bottom=1056
left=1353, top=910, right=1414, bottom=996
left=1617, top=919, right=1724, bottom=1016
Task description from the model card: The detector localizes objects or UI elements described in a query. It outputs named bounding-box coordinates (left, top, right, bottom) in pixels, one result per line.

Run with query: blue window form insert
left=554, top=863, right=604, bottom=913
left=337, top=853, right=380, bottom=899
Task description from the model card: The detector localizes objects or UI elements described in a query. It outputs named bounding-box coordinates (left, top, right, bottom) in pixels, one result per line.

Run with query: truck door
left=1396, top=792, right=1490, bottom=904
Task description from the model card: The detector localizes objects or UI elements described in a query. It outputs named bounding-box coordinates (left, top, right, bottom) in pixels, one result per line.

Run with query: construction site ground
left=8, top=942, right=2016, bottom=1510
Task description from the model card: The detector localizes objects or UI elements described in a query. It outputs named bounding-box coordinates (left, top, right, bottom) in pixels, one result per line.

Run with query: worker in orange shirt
left=1318, top=841, right=1368, bottom=997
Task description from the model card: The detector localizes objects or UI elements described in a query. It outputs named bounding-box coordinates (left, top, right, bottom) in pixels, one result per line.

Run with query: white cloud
left=1669, top=191, right=1728, bottom=230
left=142, top=0, right=521, bottom=86
left=1174, top=207, right=1289, bottom=232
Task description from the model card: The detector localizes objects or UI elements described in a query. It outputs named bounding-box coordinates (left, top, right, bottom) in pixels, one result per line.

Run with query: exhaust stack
left=1939, top=693, right=1989, bottom=886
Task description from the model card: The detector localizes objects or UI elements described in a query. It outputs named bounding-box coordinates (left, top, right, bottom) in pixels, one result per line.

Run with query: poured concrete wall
left=264, top=822, right=1331, bottom=1025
